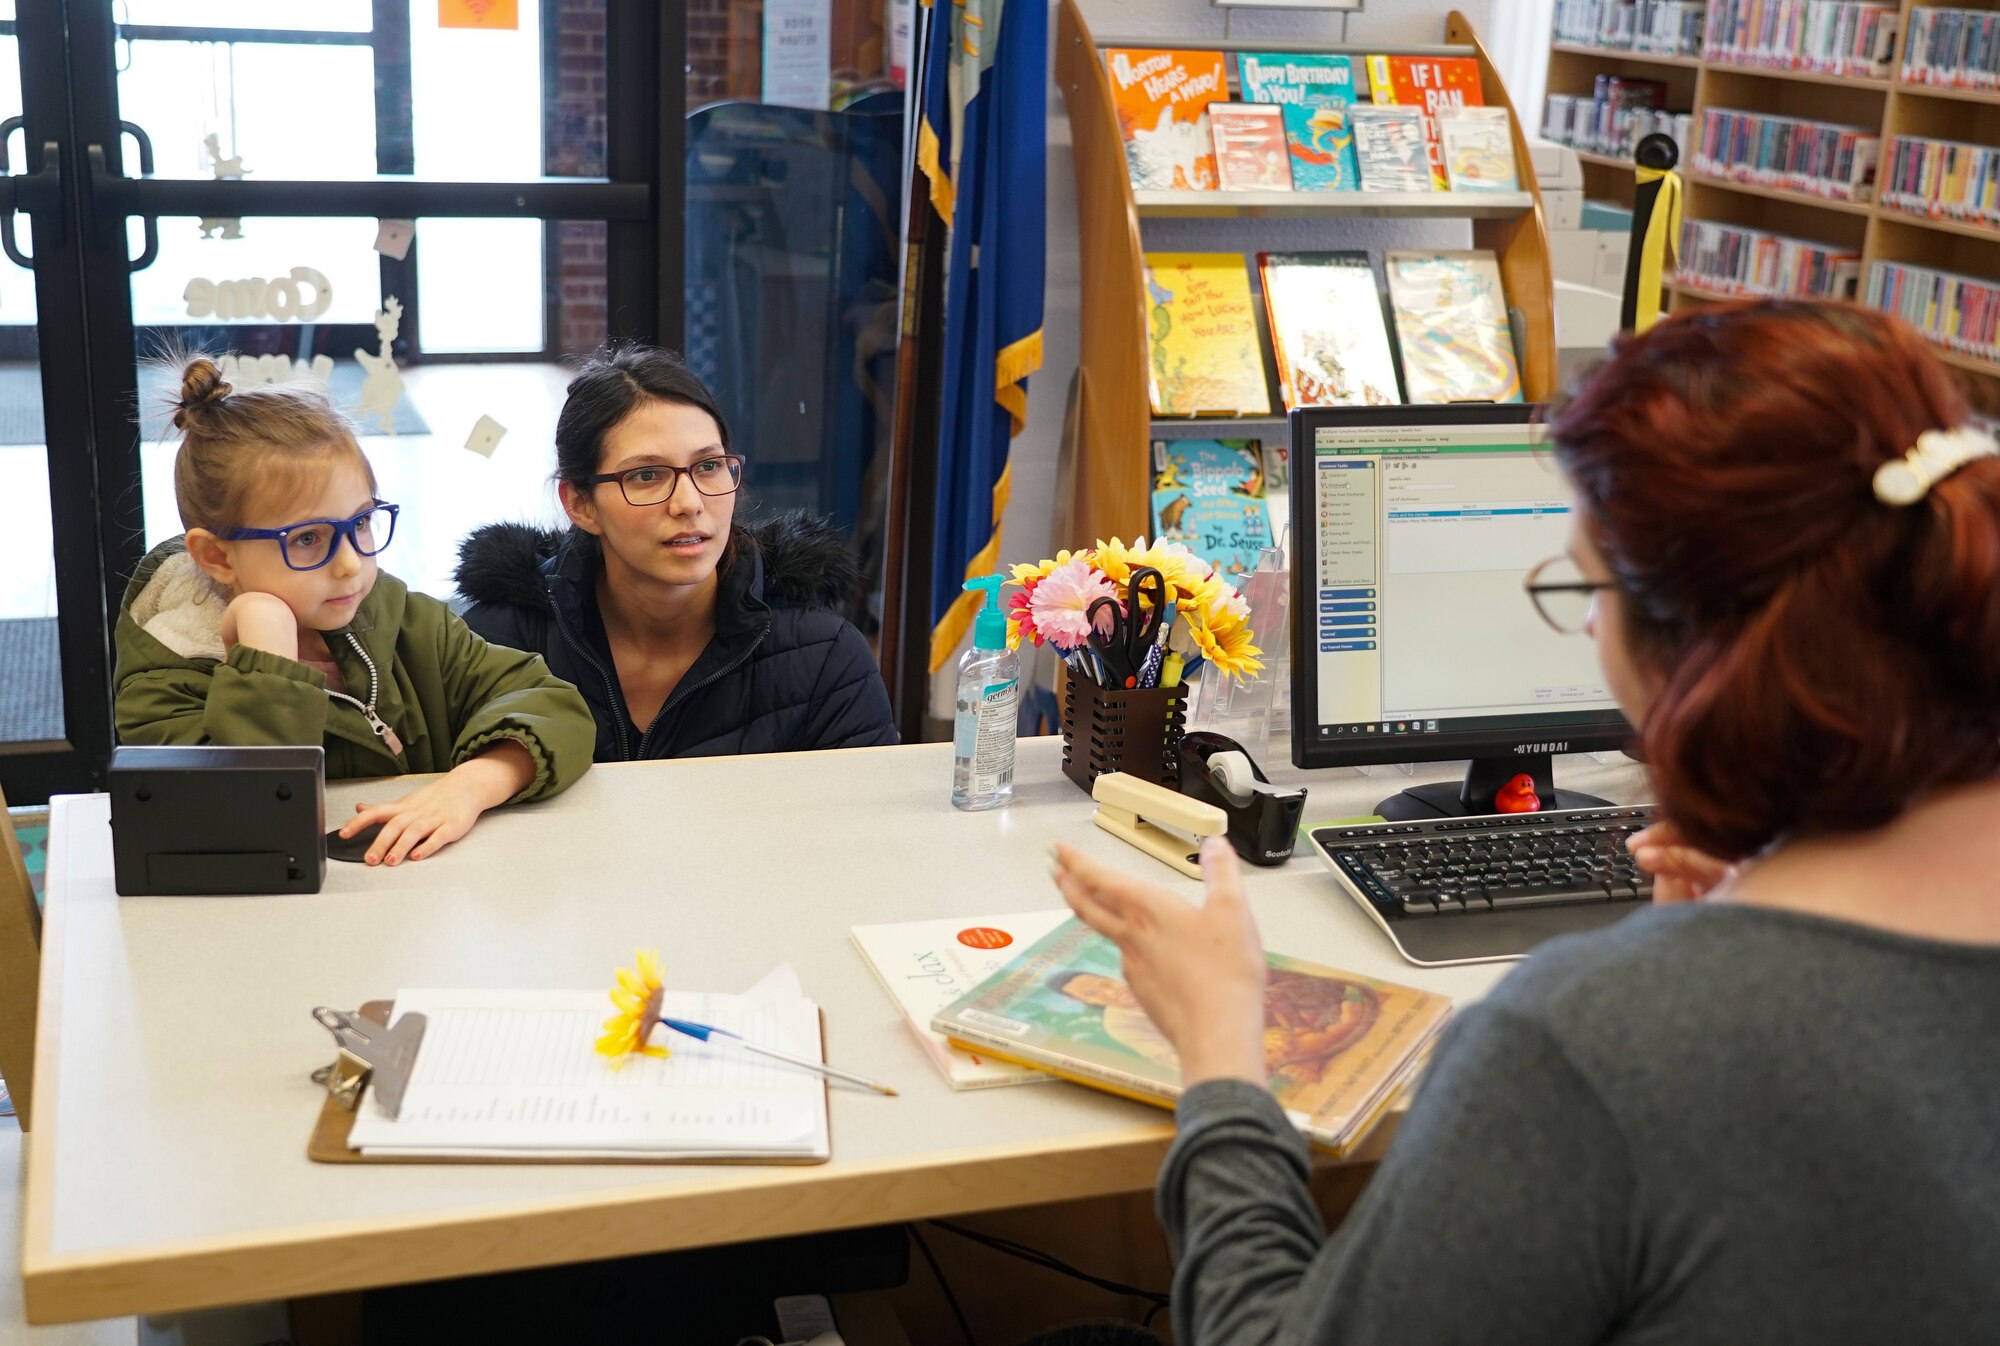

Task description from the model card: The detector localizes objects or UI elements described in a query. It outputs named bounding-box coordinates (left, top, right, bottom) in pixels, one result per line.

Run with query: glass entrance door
left=0, top=0, right=682, bottom=802
left=0, top=1, right=115, bottom=798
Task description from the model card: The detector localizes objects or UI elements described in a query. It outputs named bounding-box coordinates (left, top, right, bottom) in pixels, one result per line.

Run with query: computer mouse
left=326, top=823, right=385, bottom=864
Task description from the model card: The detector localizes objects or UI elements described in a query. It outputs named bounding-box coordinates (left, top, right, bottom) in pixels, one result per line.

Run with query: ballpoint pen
left=660, top=1017, right=899, bottom=1096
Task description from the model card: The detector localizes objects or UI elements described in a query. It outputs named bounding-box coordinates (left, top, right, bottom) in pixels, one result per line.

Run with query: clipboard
left=308, top=1000, right=833, bottom=1165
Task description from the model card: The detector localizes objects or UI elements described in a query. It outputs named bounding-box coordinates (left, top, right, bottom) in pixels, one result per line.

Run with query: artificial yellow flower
left=1093, top=536, right=1212, bottom=601
left=1008, top=548, right=1087, bottom=586
left=1188, top=613, right=1265, bottom=681
left=594, top=947, right=670, bottom=1067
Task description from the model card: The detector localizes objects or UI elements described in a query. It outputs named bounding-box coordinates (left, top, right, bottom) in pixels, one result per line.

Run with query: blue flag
left=921, top=0, right=1047, bottom=671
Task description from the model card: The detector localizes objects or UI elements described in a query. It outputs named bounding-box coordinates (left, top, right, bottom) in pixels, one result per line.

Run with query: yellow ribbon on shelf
left=1632, top=165, right=1684, bottom=334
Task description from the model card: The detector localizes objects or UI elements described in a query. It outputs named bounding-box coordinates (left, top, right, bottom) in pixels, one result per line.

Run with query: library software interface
left=1309, top=418, right=1619, bottom=740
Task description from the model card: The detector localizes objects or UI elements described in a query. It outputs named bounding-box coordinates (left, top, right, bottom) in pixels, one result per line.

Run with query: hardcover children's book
left=1385, top=250, right=1523, bottom=404
left=932, top=919, right=1454, bottom=1156
left=1104, top=47, right=1231, bottom=191
left=1366, top=54, right=1484, bottom=189
left=1282, top=103, right=1362, bottom=191
left=1259, top=251, right=1403, bottom=408
left=1209, top=103, right=1293, bottom=191
left=1237, top=50, right=1357, bottom=107
left=852, top=912, right=1071, bottom=1089
left=1150, top=438, right=1273, bottom=581
left=1439, top=106, right=1519, bottom=192
left=1351, top=105, right=1434, bottom=192
left=1143, top=252, right=1273, bottom=416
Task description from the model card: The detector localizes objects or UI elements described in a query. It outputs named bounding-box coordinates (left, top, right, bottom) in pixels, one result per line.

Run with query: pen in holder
left=1060, top=673, right=1187, bottom=794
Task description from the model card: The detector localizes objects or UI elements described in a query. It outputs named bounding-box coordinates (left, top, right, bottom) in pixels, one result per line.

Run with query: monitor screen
left=1289, top=405, right=1631, bottom=770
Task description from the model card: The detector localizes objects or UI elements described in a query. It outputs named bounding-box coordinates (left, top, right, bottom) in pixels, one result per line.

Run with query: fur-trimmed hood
left=452, top=511, right=862, bottom=615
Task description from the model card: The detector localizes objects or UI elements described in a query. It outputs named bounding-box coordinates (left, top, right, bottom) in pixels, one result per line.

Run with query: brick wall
left=550, top=0, right=609, bottom=354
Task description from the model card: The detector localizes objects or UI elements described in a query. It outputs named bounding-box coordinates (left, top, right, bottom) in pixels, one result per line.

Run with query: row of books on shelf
left=1904, top=8, right=2000, bottom=91
left=1142, top=249, right=1523, bottom=417
left=1691, top=107, right=1878, bottom=201
left=1108, top=49, right=1517, bottom=195
left=1677, top=219, right=1860, bottom=299
left=1543, top=78, right=1690, bottom=160
left=1866, top=261, right=2000, bottom=364
left=1880, top=137, right=2000, bottom=228
left=1701, top=0, right=1897, bottom=78
left=1555, top=0, right=1709, bottom=56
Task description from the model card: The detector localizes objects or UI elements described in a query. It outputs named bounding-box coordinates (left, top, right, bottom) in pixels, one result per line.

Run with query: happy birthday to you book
left=931, top=919, right=1454, bottom=1156
left=852, top=911, right=1070, bottom=1089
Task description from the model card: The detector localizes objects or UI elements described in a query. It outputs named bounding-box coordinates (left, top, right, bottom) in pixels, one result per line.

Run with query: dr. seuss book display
left=1260, top=251, right=1403, bottom=409
left=1209, top=103, right=1292, bottom=191
left=1385, top=250, right=1523, bottom=404
left=1366, top=54, right=1484, bottom=190
left=1350, top=105, right=1434, bottom=192
left=1238, top=51, right=1361, bottom=192
left=932, top=919, right=1453, bottom=1156
left=1142, top=252, right=1272, bottom=416
left=1440, top=106, right=1519, bottom=192
left=1104, top=47, right=1230, bottom=191
left=1150, top=439, right=1273, bottom=581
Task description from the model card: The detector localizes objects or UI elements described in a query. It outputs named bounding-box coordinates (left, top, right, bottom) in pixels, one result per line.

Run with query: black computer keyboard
left=1307, top=806, right=1658, bottom=966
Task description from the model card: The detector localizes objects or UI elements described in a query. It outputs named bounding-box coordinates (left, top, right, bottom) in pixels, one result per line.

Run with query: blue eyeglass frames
left=225, top=502, right=400, bottom=572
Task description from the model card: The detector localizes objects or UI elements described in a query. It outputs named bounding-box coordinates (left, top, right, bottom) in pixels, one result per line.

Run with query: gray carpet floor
left=0, top=617, right=64, bottom=743
left=0, top=361, right=429, bottom=444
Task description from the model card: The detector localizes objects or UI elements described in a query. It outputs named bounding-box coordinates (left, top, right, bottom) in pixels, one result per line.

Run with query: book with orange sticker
left=933, top=918, right=1454, bottom=1155
left=852, top=912, right=1070, bottom=1089
left=1365, top=54, right=1483, bottom=189
left=1103, top=47, right=1230, bottom=191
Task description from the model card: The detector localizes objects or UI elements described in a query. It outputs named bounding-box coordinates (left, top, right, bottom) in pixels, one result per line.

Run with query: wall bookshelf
left=1055, top=2, right=1557, bottom=548
left=1545, top=1, right=2000, bottom=409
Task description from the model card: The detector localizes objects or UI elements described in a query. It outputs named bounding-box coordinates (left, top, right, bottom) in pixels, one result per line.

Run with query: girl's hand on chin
left=221, top=591, right=300, bottom=659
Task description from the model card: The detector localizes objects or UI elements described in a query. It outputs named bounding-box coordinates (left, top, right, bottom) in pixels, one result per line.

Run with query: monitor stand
left=1375, top=752, right=1612, bottom=821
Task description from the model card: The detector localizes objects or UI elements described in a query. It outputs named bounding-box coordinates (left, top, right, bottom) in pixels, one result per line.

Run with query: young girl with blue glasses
left=113, top=357, right=594, bottom=866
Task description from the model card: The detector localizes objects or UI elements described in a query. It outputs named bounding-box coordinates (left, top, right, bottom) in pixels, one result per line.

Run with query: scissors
left=1087, top=566, right=1167, bottom=688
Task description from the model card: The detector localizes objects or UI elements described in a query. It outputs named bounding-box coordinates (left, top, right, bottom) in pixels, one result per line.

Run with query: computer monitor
left=1288, top=404, right=1633, bottom=820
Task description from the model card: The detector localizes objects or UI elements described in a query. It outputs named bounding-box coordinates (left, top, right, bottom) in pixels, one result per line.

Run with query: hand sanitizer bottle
left=952, top=575, right=1019, bottom=811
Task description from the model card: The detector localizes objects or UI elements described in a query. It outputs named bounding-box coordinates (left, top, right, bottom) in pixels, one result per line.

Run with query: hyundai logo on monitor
left=1513, top=742, right=1569, bottom=755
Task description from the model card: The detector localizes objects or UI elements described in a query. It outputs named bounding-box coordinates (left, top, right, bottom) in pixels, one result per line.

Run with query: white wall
left=932, top=0, right=1504, bottom=715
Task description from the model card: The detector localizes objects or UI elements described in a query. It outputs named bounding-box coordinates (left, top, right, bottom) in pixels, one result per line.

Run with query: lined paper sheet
left=347, top=988, right=828, bottom=1159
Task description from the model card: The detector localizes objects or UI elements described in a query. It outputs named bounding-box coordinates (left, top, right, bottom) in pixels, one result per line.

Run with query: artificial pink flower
left=1006, top=582, right=1043, bottom=647
left=1027, top=558, right=1117, bottom=651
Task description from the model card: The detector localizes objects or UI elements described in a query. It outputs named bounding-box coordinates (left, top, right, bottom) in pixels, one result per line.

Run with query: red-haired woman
left=1053, top=302, right=2000, bottom=1345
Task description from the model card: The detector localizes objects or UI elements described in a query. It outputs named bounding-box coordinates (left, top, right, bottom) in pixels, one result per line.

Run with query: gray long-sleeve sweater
left=1157, top=903, right=2000, bottom=1346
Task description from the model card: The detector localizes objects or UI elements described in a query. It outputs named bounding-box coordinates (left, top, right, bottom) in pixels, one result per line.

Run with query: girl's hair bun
left=174, top=358, right=233, bottom=430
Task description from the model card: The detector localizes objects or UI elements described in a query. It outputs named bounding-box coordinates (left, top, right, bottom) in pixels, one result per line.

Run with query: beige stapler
left=1091, top=772, right=1228, bottom=878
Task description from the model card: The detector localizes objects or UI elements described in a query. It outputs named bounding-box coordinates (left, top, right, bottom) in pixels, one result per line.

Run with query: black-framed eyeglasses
left=225, top=502, right=400, bottom=572
left=588, top=455, right=744, bottom=507
left=1524, top=555, right=1615, bottom=635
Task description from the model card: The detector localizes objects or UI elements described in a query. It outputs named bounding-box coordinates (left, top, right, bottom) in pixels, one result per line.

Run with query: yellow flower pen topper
left=595, top=948, right=669, bottom=1067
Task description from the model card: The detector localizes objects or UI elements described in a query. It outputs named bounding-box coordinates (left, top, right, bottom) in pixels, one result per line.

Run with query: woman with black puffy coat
left=455, top=345, right=896, bottom=762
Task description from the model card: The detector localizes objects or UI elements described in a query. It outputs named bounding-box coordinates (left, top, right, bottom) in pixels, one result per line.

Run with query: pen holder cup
left=1060, top=676, right=1187, bottom=795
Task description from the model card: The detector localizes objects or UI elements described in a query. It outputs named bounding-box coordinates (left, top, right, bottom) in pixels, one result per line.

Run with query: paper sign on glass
left=374, top=220, right=416, bottom=261
left=465, top=414, right=508, bottom=458
left=439, top=0, right=519, bottom=30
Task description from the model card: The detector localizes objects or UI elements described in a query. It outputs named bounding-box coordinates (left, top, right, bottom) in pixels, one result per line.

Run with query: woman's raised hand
left=1627, top=819, right=1735, bottom=903
left=1051, top=837, right=1268, bottom=1086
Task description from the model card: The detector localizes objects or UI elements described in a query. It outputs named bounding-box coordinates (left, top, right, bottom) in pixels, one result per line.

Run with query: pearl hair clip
left=1872, top=425, right=2000, bottom=506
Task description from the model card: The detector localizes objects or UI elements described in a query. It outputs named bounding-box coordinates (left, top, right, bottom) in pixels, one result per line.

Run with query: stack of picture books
left=1103, top=47, right=1517, bottom=196
left=1904, top=8, right=2000, bottom=89
left=1138, top=249, right=1523, bottom=415
left=1879, top=137, right=2000, bottom=227
left=1693, top=108, right=1880, bottom=202
left=1701, top=0, right=1898, bottom=78
left=1867, top=261, right=2000, bottom=365
left=918, top=918, right=1454, bottom=1158
left=1678, top=219, right=1861, bottom=299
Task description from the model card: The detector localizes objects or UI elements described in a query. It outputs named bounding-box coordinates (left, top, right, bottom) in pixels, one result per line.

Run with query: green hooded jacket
left=113, top=537, right=594, bottom=800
